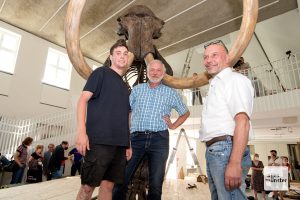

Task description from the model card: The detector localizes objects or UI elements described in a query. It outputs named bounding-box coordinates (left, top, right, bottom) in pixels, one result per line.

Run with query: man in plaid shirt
left=114, top=59, right=190, bottom=200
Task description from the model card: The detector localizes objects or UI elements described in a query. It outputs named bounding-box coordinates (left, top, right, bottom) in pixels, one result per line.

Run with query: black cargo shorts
left=80, top=144, right=126, bottom=187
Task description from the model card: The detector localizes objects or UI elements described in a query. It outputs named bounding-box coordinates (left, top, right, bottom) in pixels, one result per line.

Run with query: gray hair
left=146, top=59, right=166, bottom=72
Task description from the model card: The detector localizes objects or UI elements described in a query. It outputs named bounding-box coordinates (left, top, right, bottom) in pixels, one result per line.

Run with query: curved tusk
left=163, top=0, right=258, bottom=89
left=124, top=52, right=135, bottom=74
left=144, top=53, right=155, bottom=66
left=163, top=73, right=211, bottom=89
left=65, top=0, right=92, bottom=80
left=145, top=52, right=210, bottom=89
left=228, top=0, right=258, bottom=66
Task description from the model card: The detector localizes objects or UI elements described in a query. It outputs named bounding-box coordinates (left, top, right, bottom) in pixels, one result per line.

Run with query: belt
left=206, top=135, right=233, bottom=147
left=134, top=130, right=167, bottom=135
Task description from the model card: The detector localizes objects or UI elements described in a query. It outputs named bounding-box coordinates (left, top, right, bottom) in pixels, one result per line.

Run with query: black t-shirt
left=83, top=67, right=130, bottom=147
left=31, top=152, right=42, bottom=160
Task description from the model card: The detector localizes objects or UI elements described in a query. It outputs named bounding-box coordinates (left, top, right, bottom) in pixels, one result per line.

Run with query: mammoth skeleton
left=65, top=0, right=258, bottom=89
left=65, top=1, right=258, bottom=198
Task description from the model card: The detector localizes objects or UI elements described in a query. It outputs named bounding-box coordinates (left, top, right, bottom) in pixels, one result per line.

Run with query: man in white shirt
left=200, top=40, right=254, bottom=200
left=268, top=150, right=282, bottom=166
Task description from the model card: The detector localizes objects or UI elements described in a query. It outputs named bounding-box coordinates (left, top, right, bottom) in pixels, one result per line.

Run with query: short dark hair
left=282, top=156, right=288, bottom=160
left=270, top=150, right=277, bottom=154
left=109, top=39, right=128, bottom=55
left=22, top=137, right=33, bottom=146
left=61, top=141, right=68, bottom=145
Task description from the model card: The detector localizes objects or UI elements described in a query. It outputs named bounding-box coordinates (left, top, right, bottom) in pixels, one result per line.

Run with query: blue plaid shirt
left=130, top=82, right=188, bottom=133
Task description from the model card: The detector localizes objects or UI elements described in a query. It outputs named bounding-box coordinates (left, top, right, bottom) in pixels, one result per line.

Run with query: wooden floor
left=0, top=176, right=210, bottom=200
left=0, top=176, right=299, bottom=200
left=0, top=176, right=89, bottom=200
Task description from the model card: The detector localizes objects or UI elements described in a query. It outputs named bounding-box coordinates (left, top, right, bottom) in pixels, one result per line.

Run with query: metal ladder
left=180, top=48, right=194, bottom=78
left=165, top=128, right=207, bottom=183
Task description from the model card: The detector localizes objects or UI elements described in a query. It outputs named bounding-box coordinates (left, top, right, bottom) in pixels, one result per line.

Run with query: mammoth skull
left=65, top=0, right=258, bottom=89
left=117, top=5, right=164, bottom=61
left=115, top=5, right=173, bottom=86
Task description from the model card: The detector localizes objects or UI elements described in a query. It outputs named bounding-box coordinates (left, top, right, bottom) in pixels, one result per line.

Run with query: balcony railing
left=181, top=52, right=300, bottom=101
left=240, top=52, right=300, bottom=98
left=178, top=52, right=300, bottom=116
left=0, top=109, right=76, bottom=157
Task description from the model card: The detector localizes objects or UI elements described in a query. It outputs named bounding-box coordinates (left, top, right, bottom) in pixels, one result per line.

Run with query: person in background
left=68, top=147, right=82, bottom=176
left=10, top=137, right=33, bottom=184
left=268, top=150, right=282, bottom=200
left=251, top=153, right=265, bottom=200
left=282, top=156, right=291, bottom=179
left=0, top=153, right=10, bottom=169
left=43, top=143, right=55, bottom=181
left=268, top=150, right=282, bottom=166
left=26, top=145, right=44, bottom=183
left=48, top=141, right=69, bottom=179
left=280, top=156, right=291, bottom=200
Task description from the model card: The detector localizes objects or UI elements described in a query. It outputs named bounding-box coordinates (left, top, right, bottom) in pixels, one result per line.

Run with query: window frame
left=0, top=27, right=21, bottom=74
left=42, top=48, right=73, bottom=90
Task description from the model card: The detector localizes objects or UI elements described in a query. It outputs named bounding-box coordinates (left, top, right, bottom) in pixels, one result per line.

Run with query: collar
left=147, top=81, right=163, bottom=89
left=215, top=67, right=232, bottom=80
left=210, top=67, right=232, bottom=83
left=108, top=66, right=122, bottom=78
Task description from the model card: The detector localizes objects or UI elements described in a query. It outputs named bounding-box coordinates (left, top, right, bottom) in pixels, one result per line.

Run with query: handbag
left=3, top=160, right=20, bottom=172
left=28, top=159, right=39, bottom=170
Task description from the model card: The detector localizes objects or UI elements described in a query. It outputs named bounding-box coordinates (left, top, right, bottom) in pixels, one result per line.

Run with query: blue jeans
left=205, top=136, right=251, bottom=200
left=51, top=165, right=64, bottom=179
left=10, top=165, right=25, bottom=184
left=113, top=130, right=169, bottom=200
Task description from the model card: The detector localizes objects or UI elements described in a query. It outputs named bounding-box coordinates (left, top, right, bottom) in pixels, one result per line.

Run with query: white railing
left=239, top=52, right=300, bottom=98
left=183, top=52, right=300, bottom=98
left=178, top=52, right=300, bottom=115
left=0, top=109, right=76, bottom=157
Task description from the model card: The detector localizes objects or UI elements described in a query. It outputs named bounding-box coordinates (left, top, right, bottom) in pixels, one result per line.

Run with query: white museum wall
left=0, top=20, right=100, bottom=118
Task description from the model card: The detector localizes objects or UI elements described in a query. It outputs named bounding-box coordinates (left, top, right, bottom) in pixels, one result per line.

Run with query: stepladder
left=165, top=128, right=207, bottom=183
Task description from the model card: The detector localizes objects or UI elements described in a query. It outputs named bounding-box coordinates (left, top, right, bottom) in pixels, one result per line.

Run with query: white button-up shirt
left=200, top=67, right=254, bottom=141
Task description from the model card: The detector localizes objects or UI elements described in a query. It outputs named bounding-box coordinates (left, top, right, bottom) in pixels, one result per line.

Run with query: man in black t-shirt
left=48, top=141, right=69, bottom=179
left=76, top=39, right=133, bottom=200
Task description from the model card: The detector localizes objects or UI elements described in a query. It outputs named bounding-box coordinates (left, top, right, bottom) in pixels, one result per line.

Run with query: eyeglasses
left=204, top=40, right=228, bottom=52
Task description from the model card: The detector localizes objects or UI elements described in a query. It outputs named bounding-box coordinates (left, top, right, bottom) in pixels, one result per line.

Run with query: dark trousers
left=113, top=130, right=169, bottom=200
left=45, top=170, right=52, bottom=181
left=71, top=162, right=81, bottom=176
left=10, top=166, right=25, bottom=184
